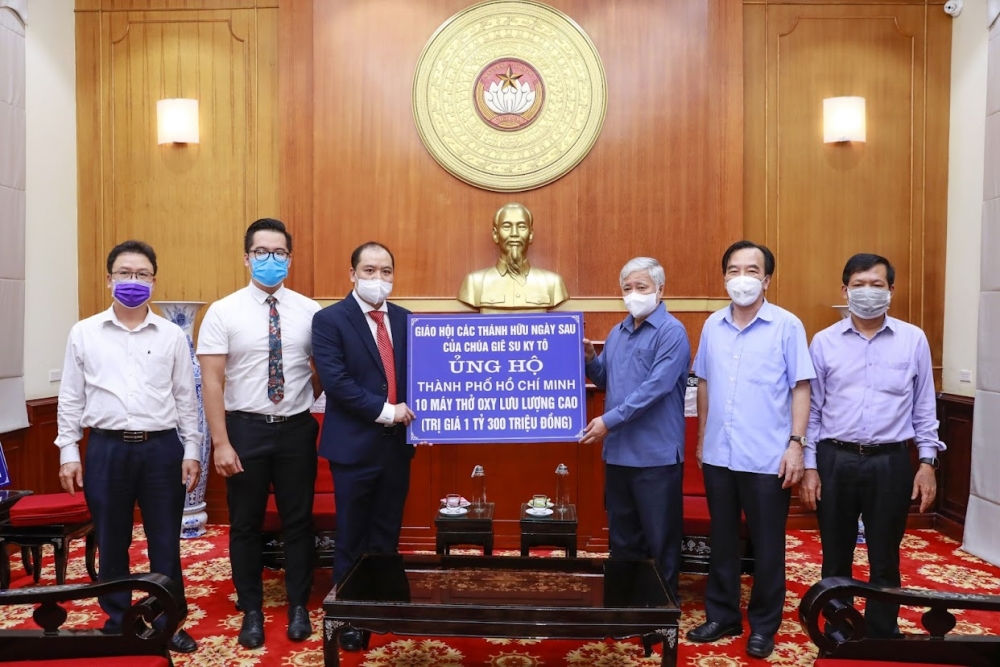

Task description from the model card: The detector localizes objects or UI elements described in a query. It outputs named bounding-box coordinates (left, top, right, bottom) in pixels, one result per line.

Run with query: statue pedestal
left=153, top=301, right=211, bottom=539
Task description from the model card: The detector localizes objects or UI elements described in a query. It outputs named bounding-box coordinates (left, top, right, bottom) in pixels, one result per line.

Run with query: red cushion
left=683, top=495, right=712, bottom=535
left=2, top=657, right=168, bottom=667
left=682, top=417, right=705, bottom=496
left=9, top=493, right=91, bottom=527
left=262, top=492, right=336, bottom=532
left=815, top=661, right=964, bottom=667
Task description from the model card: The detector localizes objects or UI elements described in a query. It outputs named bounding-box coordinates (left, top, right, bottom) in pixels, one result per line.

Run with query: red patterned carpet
left=4, top=527, right=1000, bottom=666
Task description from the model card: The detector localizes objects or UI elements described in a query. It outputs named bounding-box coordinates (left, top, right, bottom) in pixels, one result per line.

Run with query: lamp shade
left=823, top=96, right=866, bottom=143
left=157, top=98, right=199, bottom=144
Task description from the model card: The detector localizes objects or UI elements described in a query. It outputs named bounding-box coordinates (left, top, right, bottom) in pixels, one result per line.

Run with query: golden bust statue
left=458, top=203, right=569, bottom=310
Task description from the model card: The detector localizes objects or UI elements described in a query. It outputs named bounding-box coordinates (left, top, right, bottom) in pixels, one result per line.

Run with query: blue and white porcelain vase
left=153, top=301, right=210, bottom=538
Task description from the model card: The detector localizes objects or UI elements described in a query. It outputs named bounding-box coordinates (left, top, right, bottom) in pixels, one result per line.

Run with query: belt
left=90, top=428, right=174, bottom=443
left=226, top=410, right=311, bottom=424
left=824, top=439, right=908, bottom=456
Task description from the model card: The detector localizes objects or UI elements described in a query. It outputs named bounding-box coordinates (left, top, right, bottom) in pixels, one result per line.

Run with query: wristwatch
left=789, top=435, right=807, bottom=446
left=918, top=457, right=939, bottom=469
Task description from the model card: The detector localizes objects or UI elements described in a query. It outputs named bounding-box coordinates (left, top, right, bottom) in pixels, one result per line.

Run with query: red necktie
left=368, top=311, right=397, bottom=404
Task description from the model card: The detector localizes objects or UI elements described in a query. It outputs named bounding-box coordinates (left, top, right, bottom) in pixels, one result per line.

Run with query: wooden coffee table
left=434, top=502, right=494, bottom=555
left=322, top=554, right=679, bottom=666
left=520, top=502, right=578, bottom=557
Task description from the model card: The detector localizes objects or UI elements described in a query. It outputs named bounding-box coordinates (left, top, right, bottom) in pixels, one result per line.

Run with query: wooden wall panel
left=76, top=3, right=278, bottom=317
left=744, top=2, right=951, bottom=378
left=306, top=0, right=742, bottom=301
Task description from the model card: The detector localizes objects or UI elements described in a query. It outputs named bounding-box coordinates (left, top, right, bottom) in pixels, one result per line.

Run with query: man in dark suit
left=311, top=241, right=415, bottom=651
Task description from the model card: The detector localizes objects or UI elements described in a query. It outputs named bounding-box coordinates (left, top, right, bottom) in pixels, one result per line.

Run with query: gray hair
left=619, top=257, right=665, bottom=288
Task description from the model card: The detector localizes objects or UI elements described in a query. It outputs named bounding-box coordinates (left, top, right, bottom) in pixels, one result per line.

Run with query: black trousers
left=225, top=412, right=319, bottom=612
left=703, top=464, right=790, bottom=637
left=816, top=442, right=913, bottom=638
left=84, top=429, right=187, bottom=630
left=330, top=442, right=412, bottom=584
left=605, top=462, right=684, bottom=601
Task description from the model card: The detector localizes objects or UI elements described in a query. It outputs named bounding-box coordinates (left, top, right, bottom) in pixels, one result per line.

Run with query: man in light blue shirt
left=688, top=241, right=815, bottom=660
left=582, top=257, right=690, bottom=599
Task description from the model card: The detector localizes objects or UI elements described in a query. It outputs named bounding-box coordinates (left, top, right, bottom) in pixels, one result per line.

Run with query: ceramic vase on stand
left=153, top=301, right=211, bottom=538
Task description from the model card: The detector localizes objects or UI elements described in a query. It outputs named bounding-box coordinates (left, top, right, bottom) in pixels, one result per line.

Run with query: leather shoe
left=169, top=629, right=197, bottom=653
left=746, top=633, right=775, bottom=659
left=287, top=605, right=311, bottom=641
left=687, top=621, right=743, bottom=643
left=238, top=610, right=265, bottom=649
left=339, top=627, right=368, bottom=652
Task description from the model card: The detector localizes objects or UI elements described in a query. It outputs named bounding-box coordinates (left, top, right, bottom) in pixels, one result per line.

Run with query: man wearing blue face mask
left=56, top=240, right=202, bottom=654
left=580, top=257, right=690, bottom=601
left=198, top=219, right=321, bottom=648
left=802, top=253, right=944, bottom=639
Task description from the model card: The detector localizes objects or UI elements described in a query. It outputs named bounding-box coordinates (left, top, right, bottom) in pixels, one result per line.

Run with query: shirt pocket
left=877, top=360, right=913, bottom=396
left=525, top=291, right=551, bottom=306
left=143, top=353, right=174, bottom=391
left=745, top=350, right=786, bottom=387
left=627, top=347, right=656, bottom=381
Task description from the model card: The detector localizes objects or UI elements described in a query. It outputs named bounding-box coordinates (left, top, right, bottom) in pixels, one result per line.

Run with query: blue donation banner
left=407, top=312, right=587, bottom=444
left=0, top=441, right=9, bottom=487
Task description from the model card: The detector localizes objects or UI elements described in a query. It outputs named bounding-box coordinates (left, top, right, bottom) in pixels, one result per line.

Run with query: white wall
left=23, top=0, right=77, bottom=400
left=943, top=0, right=990, bottom=396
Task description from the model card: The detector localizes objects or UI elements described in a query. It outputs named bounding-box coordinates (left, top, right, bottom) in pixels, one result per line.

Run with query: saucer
left=439, top=506, right=468, bottom=516
left=525, top=507, right=553, bottom=517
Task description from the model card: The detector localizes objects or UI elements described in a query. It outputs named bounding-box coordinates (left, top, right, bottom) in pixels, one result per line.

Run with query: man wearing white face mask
left=582, top=257, right=690, bottom=599
left=689, top=240, right=815, bottom=659
left=311, top=242, right=415, bottom=651
left=802, top=253, right=944, bottom=639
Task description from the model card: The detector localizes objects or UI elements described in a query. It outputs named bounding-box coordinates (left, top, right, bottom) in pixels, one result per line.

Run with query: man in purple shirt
left=802, top=253, right=944, bottom=638
left=689, top=241, right=815, bottom=660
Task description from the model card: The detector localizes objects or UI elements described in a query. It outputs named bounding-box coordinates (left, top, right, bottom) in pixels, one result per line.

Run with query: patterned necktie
left=266, top=295, right=284, bottom=403
left=368, top=310, right=396, bottom=404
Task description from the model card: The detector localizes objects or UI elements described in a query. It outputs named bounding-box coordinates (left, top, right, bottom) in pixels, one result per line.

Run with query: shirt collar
left=351, top=290, right=388, bottom=315
left=495, top=258, right=531, bottom=278
left=622, top=301, right=667, bottom=332
left=100, top=305, right=158, bottom=332
left=248, top=281, right=287, bottom=305
left=840, top=313, right=896, bottom=336
left=722, top=299, right=774, bottom=326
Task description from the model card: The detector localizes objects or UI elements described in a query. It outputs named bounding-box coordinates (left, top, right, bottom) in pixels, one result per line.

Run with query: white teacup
left=530, top=495, right=549, bottom=509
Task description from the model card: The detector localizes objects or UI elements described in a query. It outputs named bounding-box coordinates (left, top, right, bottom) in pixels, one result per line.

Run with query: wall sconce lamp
left=823, top=96, right=866, bottom=143
left=157, top=98, right=199, bottom=144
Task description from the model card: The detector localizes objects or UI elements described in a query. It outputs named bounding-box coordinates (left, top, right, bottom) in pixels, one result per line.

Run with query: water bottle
left=857, top=518, right=866, bottom=544
left=554, top=463, right=570, bottom=512
left=471, top=465, right=487, bottom=512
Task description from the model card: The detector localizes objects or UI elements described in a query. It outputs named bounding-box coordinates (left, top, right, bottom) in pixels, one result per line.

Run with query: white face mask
left=726, top=275, right=764, bottom=307
left=355, top=278, right=393, bottom=305
left=623, top=291, right=659, bottom=320
left=847, top=286, right=891, bottom=319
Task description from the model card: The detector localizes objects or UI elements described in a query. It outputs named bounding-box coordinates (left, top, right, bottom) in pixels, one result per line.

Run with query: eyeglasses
left=111, top=270, right=155, bottom=282
left=251, top=248, right=290, bottom=263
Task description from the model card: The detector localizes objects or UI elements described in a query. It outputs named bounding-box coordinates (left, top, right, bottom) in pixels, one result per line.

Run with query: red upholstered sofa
left=681, top=411, right=754, bottom=574
left=0, top=573, right=179, bottom=666
left=801, top=577, right=1000, bottom=667
left=261, top=413, right=337, bottom=570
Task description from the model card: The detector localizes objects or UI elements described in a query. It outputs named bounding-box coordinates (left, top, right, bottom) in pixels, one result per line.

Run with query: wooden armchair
left=800, top=576, right=1000, bottom=667
left=0, top=573, right=180, bottom=666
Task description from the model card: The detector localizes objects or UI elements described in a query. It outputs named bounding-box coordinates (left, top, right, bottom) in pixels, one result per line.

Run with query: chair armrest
left=0, top=573, right=180, bottom=661
left=800, top=576, right=1000, bottom=667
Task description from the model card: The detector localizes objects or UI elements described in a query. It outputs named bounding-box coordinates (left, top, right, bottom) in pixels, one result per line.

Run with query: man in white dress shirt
left=56, top=240, right=201, bottom=654
left=198, top=218, right=321, bottom=649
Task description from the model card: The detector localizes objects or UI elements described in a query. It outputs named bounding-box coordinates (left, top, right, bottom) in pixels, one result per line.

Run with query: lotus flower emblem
left=483, top=79, right=536, bottom=115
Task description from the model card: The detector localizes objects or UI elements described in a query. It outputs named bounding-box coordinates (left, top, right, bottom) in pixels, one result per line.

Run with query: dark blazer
left=312, top=292, right=413, bottom=465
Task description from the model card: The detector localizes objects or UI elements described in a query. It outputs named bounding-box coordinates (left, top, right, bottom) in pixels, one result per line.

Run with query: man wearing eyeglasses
left=198, top=219, right=321, bottom=648
left=56, top=240, right=202, bottom=654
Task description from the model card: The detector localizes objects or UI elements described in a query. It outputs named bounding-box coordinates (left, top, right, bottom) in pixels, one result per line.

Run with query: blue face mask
left=250, top=256, right=289, bottom=288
